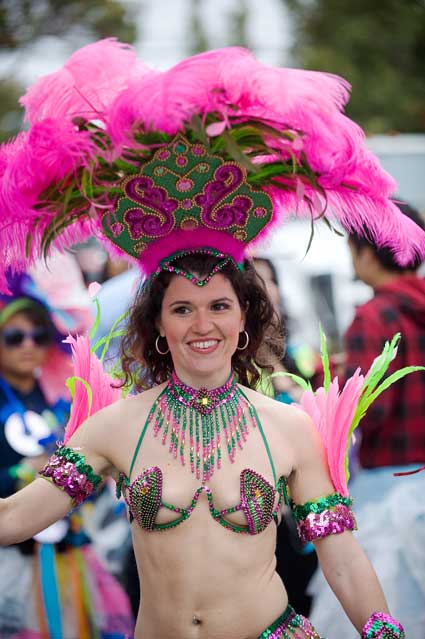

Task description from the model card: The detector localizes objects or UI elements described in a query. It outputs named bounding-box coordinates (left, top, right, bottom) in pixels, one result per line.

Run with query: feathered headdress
left=0, top=38, right=424, bottom=290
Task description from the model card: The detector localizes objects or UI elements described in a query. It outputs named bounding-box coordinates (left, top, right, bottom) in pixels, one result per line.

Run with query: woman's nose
left=192, top=311, right=213, bottom=334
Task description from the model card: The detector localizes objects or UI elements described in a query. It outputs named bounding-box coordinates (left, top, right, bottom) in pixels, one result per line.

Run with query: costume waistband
left=258, top=604, right=322, bottom=639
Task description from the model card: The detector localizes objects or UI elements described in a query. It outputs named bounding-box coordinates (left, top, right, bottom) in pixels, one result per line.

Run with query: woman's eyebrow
left=211, top=297, right=234, bottom=304
left=168, top=300, right=193, bottom=307
left=168, top=297, right=234, bottom=307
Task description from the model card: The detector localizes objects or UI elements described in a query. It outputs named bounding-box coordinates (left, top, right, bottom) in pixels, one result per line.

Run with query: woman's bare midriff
left=110, top=386, right=313, bottom=639
left=132, top=500, right=290, bottom=639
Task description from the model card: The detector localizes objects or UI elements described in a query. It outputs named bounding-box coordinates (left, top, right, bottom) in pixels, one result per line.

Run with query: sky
left=134, top=0, right=292, bottom=69
left=0, top=0, right=293, bottom=84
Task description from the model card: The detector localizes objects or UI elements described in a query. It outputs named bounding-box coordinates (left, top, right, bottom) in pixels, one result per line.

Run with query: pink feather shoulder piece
left=62, top=284, right=125, bottom=443
left=62, top=333, right=122, bottom=444
left=295, top=331, right=425, bottom=496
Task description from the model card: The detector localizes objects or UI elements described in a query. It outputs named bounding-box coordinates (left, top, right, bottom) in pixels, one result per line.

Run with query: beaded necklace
left=147, top=371, right=258, bottom=484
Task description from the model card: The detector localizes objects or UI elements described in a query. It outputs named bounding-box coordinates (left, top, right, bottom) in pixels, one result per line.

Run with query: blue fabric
left=0, top=377, right=69, bottom=497
left=39, top=543, right=63, bottom=638
left=349, top=464, right=423, bottom=505
left=0, top=380, right=48, bottom=497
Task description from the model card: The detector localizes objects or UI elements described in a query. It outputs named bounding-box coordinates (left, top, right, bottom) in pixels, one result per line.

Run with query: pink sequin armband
left=39, top=445, right=102, bottom=507
left=362, top=612, right=406, bottom=638
left=292, top=492, right=357, bottom=544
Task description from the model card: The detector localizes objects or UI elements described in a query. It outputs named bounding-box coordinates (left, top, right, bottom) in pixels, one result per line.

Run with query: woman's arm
left=313, top=532, right=388, bottom=632
left=0, top=401, right=119, bottom=546
left=287, top=409, right=389, bottom=633
left=0, top=476, right=74, bottom=544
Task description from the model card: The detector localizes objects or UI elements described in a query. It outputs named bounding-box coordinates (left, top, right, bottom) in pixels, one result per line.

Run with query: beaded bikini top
left=117, top=466, right=289, bottom=534
left=116, top=373, right=290, bottom=534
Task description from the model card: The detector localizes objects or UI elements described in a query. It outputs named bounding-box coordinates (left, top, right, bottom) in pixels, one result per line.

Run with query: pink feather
left=297, top=369, right=364, bottom=496
left=62, top=334, right=121, bottom=444
left=1, top=41, right=424, bottom=283
left=21, top=38, right=149, bottom=124
left=0, top=120, right=101, bottom=292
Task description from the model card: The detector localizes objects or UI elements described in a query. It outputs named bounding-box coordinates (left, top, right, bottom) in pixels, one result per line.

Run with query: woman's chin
left=179, top=354, right=231, bottom=383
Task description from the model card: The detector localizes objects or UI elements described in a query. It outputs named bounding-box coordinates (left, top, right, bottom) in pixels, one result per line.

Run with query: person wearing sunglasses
left=0, top=297, right=65, bottom=496
left=0, top=270, right=134, bottom=639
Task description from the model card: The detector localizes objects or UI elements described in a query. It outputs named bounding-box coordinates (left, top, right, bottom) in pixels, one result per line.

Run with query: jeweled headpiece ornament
left=101, top=134, right=272, bottom=274
left=0, top=39, right=424, bottom=290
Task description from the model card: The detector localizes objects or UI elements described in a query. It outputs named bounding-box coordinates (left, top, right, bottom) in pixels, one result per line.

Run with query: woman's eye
left=173, top=306, right=190, bottom=315
left=211, top=302, right=230, bottom=311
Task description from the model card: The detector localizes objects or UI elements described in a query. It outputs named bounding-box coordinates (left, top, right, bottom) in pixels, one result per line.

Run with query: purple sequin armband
left=362, top=612, right=406, bottom=638
left=292, top=492, right=357, bottom=544
left=39, top=446, right=102, bottom=507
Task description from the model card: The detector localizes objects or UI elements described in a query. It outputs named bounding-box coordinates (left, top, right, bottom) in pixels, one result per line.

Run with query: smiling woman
left=120, top=252, right=282, bottom=392
left=0, top=40, right=417, bottom=639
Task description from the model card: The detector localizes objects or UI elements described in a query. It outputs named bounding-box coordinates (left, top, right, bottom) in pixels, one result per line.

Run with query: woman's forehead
left=163, top=273, right=237, bottom=303
left=2, top=311, right=35, bottom=329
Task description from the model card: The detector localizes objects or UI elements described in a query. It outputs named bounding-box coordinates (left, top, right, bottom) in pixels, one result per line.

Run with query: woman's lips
left=187, top=339, right=220, bottom=354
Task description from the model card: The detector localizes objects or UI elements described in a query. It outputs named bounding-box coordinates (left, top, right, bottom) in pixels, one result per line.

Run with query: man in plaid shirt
left=345, top=202, right=425, bottom=470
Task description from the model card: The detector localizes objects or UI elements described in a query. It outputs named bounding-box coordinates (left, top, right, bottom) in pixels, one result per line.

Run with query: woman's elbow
left=0, top=498, right=22, bottom=546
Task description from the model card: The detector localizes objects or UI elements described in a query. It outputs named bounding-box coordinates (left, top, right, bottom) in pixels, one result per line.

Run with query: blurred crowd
left=0, top=202, right=424, bottom=638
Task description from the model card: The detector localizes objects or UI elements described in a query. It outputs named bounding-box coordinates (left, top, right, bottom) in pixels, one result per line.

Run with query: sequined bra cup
left=118, top=465, right=288, bottom=534
left=116, top=375, right=290, bottom=535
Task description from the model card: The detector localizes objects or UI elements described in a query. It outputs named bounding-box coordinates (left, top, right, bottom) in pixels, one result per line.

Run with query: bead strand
left=147, top=370, right=256, bottom=483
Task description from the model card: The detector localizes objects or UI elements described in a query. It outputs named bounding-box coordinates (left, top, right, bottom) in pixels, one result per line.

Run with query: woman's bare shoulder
left=68, top=382, right=167, bottom=470
left=240, top=384, right=316, bottom=444
left=72, top=382, right=166, bottom=445
left=96, top=382, right=166, bottom=424
left=240, top=384, right=306, bottom=421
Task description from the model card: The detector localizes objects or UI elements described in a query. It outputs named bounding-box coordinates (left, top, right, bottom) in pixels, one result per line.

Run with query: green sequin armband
left=292, top=492, right=353, bottom=521
left=39, top=445, right=102, bottom=507
left=292, top=492, right=357, bottom=544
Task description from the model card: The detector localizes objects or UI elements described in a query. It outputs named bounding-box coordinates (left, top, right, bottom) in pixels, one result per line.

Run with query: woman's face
left=157, top=273, right=245, bottom=388
left=0, top=312, right=51, bottom=379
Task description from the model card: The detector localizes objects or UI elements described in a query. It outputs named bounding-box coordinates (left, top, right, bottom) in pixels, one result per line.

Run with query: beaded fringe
left=149, top=372, right=259, bottom=483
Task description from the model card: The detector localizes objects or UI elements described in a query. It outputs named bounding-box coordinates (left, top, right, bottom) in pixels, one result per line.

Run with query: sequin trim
left=257, top=605, right=322, bottom=638
left=292, top=492, right=352, bottom=522
left=362, top=612, right=406, bottom=638
left=293, top=493, right=357, bottom=544
left=102, top=135, right=273, bottom=262
left=39, top=445, right=102, bottom=507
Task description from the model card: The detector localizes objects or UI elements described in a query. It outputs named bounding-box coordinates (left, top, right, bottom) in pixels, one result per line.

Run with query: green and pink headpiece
left=0, top=39, right=423, bottom=289
left=101, top=135, right=272, bottom=281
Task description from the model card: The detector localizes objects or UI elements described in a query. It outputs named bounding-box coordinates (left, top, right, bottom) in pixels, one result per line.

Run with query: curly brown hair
left=119, top=253, right=284, bottom=390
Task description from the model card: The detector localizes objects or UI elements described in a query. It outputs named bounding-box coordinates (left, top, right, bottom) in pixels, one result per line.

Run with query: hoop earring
left=155, top=335, right=170, bottom=355
left=237, top=330, right=249, bottom=351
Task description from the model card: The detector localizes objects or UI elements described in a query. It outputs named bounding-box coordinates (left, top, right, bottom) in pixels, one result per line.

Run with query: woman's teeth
left=190, top=340, right=218, bottom=349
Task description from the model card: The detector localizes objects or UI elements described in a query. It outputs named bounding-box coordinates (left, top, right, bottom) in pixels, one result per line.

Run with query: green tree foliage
left=0, top=0, right=137, bottom=141
left=0, top=0, right=136, bottom=48
left=187, top=0, right=250, bottom=55
left=285, top=0, right=425, bottom=133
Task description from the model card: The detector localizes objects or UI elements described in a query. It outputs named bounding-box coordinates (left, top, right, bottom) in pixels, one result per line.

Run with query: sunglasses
left=0, top=327, right=53, bottom=348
